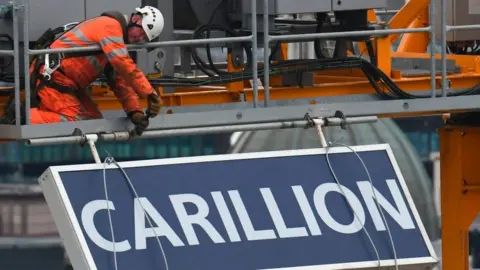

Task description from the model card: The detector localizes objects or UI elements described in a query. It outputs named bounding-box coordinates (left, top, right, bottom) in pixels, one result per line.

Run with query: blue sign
left=39, top=144, right=438, bottom=270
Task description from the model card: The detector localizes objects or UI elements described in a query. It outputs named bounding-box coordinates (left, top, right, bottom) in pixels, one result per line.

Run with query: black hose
left=191, top=0, right=281, bottom=77
left=143, top=56, right=480, bottom=101
left=314, top=13, right=326, bottom=59
left=205, top=0, right=228, bottom=76
left=365, top=39, right=377, bottom=67
left=191, top=24, right=253, bottom=76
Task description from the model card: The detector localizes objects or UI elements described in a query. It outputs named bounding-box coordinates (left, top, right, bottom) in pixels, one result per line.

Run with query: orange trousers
left=30, top=86, right=103, bottom=124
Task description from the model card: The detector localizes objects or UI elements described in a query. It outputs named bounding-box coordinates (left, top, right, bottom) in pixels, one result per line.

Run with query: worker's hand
left=128, top=111, right=149, bottom=136
left=146, top=91, right=161, bottom=118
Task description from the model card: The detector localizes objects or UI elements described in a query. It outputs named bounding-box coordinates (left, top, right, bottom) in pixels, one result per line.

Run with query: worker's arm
left=95, top=19, right=154, bottom=98
left=110, top=72, right=150, bottom=135
left=111, top=74, right=142, bottom=114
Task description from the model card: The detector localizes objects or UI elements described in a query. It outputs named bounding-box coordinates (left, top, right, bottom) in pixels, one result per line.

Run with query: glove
left=128, top=111, right=149, bottom=136
left=146, top=91, right=161, bottom=118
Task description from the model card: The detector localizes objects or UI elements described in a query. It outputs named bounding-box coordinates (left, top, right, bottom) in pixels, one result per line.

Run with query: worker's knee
left=38, top=88, right=82, bottom=115
left=30, top=108, right=99, bottom=124
left=30, top=108, right=64, bottom=124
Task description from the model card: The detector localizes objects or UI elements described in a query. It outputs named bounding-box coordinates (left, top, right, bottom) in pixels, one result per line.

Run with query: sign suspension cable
left=310, top=113, right=399, bottom=270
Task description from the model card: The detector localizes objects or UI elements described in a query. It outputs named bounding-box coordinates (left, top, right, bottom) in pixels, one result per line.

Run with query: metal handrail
left=28, top=36, right=254, bottom=55
left=0, top=50, right=13, bottom=56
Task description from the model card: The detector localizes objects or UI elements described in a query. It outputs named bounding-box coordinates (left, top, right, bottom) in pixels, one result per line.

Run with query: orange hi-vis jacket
left=29, top=15, right=155, bottom=123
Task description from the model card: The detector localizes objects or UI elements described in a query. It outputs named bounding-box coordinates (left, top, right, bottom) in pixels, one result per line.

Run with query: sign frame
left=39, top=143, right=438, bottom=270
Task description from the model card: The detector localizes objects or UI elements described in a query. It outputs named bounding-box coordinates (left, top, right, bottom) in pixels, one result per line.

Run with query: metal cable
left=316, top=126, right=399, bottom=269
left=102, top=152, right=169, bottom=270
left=323, top=144, right=381, bottom=269
left=102, top=156, right=118, bottom=270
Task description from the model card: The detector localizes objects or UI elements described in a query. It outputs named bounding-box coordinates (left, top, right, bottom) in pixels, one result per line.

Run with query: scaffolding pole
left=26, top=116, right=378, bottom=146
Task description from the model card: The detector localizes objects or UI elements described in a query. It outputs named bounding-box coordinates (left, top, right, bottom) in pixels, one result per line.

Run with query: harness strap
left=101, top=11, right=129, bottom=44
left=54, top=11, right=129, bottom=59
left=30, top=11, right=129, bottom=104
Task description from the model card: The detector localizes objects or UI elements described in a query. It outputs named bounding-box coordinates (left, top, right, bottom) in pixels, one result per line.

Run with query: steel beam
left=1, top=94, right=479, bottom=140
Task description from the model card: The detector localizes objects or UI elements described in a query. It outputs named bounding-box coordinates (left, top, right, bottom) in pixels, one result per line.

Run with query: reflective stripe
left=99, top=36, right=124, bottom=47
left=56, top=18, right=97, bottom=46
left=57, top=35, right=78, bottom=47
left=72, top=29, right=96, bottom=46
left=58, top=29, right=96, bottom=47
left=59, top=114, right=69, bottom=122
left=86, top=56, right=103, bottom=73
left=74, top=115, right=91, bottom=121
left=59, top=114, right=91, bottom=122
left=106, top=48, right=128, bottom=60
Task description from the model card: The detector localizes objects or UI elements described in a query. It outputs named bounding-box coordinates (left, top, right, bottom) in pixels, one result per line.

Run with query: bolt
left=236, top=112, right=243, bottom=120
left=403, top=102, right=409, bottom=110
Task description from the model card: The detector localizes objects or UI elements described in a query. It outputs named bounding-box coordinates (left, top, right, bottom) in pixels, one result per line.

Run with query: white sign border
left=39, top=143, right=439, bottom=270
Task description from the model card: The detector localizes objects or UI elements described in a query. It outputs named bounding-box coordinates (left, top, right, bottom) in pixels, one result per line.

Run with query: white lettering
left=357, top=179, right=416, bottom=230
left=80, top=178, right=418, bottom=251
left=134, top=197, right=185, bottom=249
left=81, top=200, right=131, bottom=252
left=170, top=194, right=226, bottom=245
left=260, top=188, right=309, bottom=238
left=211, top=191, right=241, bottom=242
left=292, top=186, right=322, bottom=236
left=313, top=183, right=366, bottom=234
left=228, top=190, right=277, bottom=241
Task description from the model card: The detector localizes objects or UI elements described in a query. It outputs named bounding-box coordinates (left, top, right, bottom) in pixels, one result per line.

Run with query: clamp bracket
left=42, top=53, right=63, bottom=80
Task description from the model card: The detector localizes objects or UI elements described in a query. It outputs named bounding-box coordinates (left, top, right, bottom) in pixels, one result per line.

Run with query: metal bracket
left=71, top=128, right=101, bottom=164
left=462, top=180, right=480, bottom=194
left=154, top=48, right=167, bottom=73
left=326, top=110, right=347, bottom=130
left=307, top=110, right=352, bottom=147
left=42, top=53, right=62, bottom=80
left=313, top=118, right=328, bottom=148
left=85, top=134, right=101, bottom=164
left=231, top=44, right=244, bottom=69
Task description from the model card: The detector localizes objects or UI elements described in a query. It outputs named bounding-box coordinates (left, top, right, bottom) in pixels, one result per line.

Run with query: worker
left=24, top=6, right=164, bottom=135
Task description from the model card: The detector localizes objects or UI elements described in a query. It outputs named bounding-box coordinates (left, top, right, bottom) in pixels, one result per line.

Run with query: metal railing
left=3, top=0, right=480, bottom=127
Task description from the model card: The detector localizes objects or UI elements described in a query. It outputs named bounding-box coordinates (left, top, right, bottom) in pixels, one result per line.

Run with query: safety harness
left=29, top=11, right=130, bottom=107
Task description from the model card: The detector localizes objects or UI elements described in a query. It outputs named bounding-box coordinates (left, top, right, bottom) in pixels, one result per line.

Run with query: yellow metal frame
left=439, top=126, right=480, bottom=270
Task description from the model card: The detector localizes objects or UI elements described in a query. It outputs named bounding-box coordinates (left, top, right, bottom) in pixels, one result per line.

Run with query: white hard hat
left=135, top=6, right=164, bottom=41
